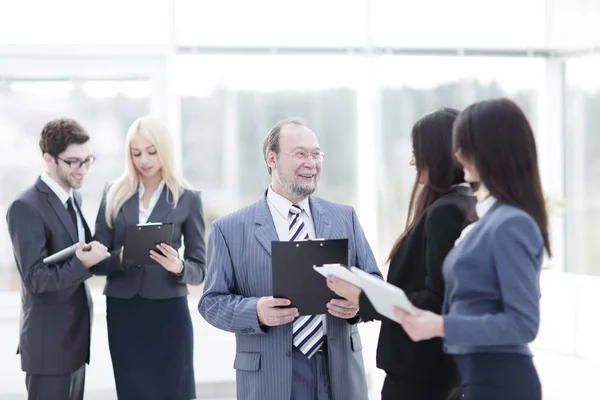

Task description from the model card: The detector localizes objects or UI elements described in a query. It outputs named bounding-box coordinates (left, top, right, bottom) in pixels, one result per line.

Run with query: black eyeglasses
left=54, top=155, right=96, bottom=170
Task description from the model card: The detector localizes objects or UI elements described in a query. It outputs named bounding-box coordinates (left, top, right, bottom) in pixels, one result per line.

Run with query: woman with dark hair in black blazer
left=394, top=99, right=549, bottom=400
left=328, top=108, right=476, bottom=400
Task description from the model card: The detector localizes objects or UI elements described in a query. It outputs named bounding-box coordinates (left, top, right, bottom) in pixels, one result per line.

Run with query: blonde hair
left=104, top=116, right=191, bottom=228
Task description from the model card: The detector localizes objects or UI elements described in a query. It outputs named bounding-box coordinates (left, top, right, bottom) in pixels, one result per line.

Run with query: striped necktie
left=289, top=204, right=324, bottom=358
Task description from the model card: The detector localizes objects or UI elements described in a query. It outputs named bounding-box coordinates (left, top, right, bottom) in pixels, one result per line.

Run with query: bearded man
left=199, top=118, right=382, bottom=400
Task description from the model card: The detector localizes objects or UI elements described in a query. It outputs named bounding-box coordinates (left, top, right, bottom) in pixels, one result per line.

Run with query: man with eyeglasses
left=199, top=118, right=382, bottom=400
left=6, top=118, right=108, bottom=400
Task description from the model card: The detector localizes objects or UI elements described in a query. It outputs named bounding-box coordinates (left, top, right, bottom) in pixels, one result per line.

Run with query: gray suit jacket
left=198, top=193, right=382, bottom=400
left=6, top=178, right=93, bottom=375
left=93, top=185, right=206, bottom=299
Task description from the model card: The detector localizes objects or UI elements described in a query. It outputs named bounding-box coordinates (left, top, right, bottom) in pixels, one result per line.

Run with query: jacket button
left=286, top=351, right=292, bottom=357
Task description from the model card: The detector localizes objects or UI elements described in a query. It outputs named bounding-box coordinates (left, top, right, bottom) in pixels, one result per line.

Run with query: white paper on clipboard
left=313, top=263, right=361, bottom=287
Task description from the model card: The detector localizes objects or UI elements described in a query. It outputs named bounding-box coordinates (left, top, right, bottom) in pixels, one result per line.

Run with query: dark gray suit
left=6, top=178, right=94, bottom=400
left=93, top=185, right=206, bottom=296
left=93, top=185, right=205, bottom=399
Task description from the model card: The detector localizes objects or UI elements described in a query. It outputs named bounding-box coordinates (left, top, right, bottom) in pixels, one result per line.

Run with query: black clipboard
left=122, top=223, right=174, bottom=267
left=272, top=238, right=348, bottom=315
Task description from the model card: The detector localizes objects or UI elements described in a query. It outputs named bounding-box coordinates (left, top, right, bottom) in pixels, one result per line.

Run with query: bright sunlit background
left=0, top=0, right=599, bottom=399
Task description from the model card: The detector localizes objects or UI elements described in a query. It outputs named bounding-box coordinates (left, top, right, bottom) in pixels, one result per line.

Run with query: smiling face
left=44, top=142, right=93, bottom=191
left=130, top=134, right=163, bottom=179
left=267, top=123, right=322, bottom=202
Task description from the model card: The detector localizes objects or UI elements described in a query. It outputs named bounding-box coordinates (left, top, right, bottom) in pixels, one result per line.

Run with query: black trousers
left=381, top=373, right=462, bottom=400
left=455, top=353, right=541, bottom=400
left=25, top=365, right=85, bottom=400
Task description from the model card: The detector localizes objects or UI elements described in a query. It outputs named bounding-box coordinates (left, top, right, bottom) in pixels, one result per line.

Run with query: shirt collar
left=139, top=180, right=165, bottom=198
left=41, top=171, right=73, bottom=205
left=267, top=186, right=312, bottom=218
left=476, top=195, right=497, bottom=218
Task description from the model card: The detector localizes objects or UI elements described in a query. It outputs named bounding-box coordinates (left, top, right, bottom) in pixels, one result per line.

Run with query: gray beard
left=276, top=172, right=318, bottom=198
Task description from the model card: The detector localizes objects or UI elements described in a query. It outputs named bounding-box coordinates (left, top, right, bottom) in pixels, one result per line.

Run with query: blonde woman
left=93, top=116, right=205, bottom=400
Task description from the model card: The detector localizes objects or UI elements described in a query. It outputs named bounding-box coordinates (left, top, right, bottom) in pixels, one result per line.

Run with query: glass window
left=0, top=78, right=151, bottom=292
left=565, top=56, right=600, bottom=275
left=547, top=0, right=600, bottom=47
left=0, top=0, right=168, bottom=45
left=376, top=56, right=544, bottom=261
left=178, top=55, right=359, bottom=227
left=371, top=0, right=546, bottom=48
left=175, top=0, right=366, bottom=46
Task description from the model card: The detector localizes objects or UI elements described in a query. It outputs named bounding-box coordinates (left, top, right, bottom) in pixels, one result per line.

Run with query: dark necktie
left=66, top=197, right=78, bottom=233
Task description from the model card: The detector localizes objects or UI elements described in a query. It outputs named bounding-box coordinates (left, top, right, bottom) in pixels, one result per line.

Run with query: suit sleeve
left=7, top=200, right=92, bottom=293
left=407, top=203, right=467, bottom=313
left=198, top=221, right=264, bottom=335
left=443, top=214, right=542, bottom=346
left=92, top=184, right=124, bottom=276
left=349, top=207, right=382, bottom=324
left=357, top=291, right=382, bottom=322
left=173, top=191, right=206, bottom=285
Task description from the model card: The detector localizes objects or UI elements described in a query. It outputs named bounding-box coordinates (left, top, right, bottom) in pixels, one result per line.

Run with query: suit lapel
left=254, top=196, right=279, bottom=256
left=36, top=179, right=78, bottom=243
left=122, top=194, right=139, bottom=226
left=73, top=191, right=92, bottom=241
left=309, top=197, right=331, bottom=239
left=147, top=186, right=174, bottom=223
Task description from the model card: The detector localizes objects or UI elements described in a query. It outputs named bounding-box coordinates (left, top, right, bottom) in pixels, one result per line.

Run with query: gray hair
left=262, top=118, right=307, bottom=175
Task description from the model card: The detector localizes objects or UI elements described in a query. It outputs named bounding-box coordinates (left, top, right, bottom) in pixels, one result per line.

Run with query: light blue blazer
left=442, top=202, right=544, bottom=357
left=198, top=193, right=381, bottom=400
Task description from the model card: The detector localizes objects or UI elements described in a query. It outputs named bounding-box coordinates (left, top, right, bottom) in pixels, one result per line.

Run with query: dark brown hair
left=262, top=118, right=306, bottom=175
left=453, top=98, right=551, bottom=256
left=388, top=108, right=465, bottom=261
left=39, top=118, right=89, bottom=156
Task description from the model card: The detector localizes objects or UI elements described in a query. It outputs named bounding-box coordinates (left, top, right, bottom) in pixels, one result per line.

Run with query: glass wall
left=176, top=0, right=366, bottom=47
left=371, top=0, right=546, bottom=48
left=178, top=55, right=360, bottom=228
left=376, top=56, right=544, bottom=261
left=565, top=56, right=600, bottom=276
left=0, top=78, right=150, bottom=291
left=547, top=0, right=600, bottom=47
left=0, top=0, right=169, bottom=45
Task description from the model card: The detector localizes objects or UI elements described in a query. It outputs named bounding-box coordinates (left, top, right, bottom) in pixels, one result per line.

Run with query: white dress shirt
left=138, top=180, right=165, bottom=224
left=41, top=172, right=85, bottom=241
left=266, top=186, right=328, bottom=333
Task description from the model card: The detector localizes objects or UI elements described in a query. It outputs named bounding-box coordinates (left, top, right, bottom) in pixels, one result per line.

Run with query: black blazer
left=359, top=186, right=476, bottom=387
left=93, top=185, right=206, bottom=299
left=6, top=178, right=93, bottom=375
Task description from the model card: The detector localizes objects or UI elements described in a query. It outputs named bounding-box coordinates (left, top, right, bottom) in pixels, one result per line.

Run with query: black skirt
left=455, top=352, right=541, bottom=400
left=106, top=295, right=196, bottom=400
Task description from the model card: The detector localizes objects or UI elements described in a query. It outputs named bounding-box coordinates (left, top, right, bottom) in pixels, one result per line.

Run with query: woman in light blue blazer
left=393, top=98, right=551, bottom=400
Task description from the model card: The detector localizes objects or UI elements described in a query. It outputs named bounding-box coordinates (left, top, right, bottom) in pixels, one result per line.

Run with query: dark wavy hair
left=39, top=118, right=89, bottom=157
